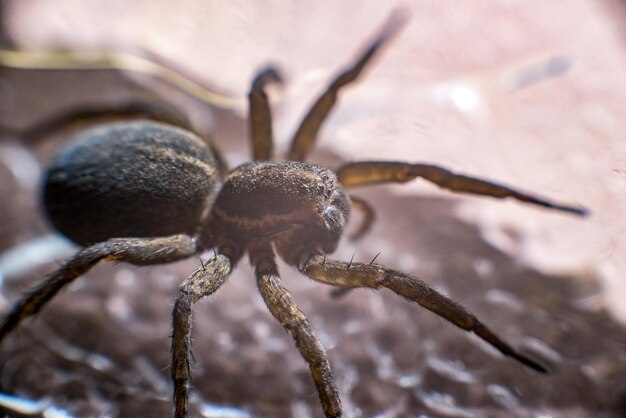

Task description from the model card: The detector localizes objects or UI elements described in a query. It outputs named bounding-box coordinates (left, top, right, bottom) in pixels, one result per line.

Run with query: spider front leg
left=337, top=161, right=588, bottom=216
left=249, top=243, right=342, bottom=418
left=299, top=254, right=547, bottom=373
left=0, top=234, right=198, bottom=342
left=171, top=254, right=233, bottom=418
left=287, top=10, right=408, bottom=162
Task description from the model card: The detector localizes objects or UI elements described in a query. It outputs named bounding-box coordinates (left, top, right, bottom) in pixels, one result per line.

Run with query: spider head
left=204, top=161, right=350, bottom=260
left=306, top=180, right=350, bottom=253
left=271, top=177, right=350, bottom=265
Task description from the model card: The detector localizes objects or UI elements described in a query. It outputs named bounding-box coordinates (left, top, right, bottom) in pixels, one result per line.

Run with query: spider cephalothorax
left=205, top=160, right=351, bottom=257
left=0, top=10, right=586, bottom=418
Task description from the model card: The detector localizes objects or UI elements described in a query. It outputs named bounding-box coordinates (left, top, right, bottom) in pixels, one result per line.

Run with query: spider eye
left=319, top=174, right=336, bottom=199
left=317, top=182, right=330, bottom=198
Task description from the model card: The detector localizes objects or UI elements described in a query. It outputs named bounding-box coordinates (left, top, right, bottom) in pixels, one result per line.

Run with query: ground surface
left=0, top=1, right=625, bottom=418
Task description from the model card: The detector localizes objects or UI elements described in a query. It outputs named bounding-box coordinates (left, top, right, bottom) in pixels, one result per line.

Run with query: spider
left=0, top=11, right=587, bottom=418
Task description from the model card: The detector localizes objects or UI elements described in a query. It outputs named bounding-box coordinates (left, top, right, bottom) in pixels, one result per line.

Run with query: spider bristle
left=347, top=251, right=356, bottom=269
left=369, top=251, right=382, bottom=265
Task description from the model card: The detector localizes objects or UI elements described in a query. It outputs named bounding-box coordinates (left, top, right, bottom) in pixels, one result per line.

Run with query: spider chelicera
left=0, top=11, right=587, bottom=418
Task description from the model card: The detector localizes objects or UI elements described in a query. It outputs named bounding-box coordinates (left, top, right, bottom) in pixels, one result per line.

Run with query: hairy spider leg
left=0, top=234, right=198, bottom=343
left=1, top=101, right=196, bottom=144
left=287, top=10, right=408, bottom=162
left=299, top=254, right=548, bottom=373
left=248, top=67, right=283, bottom=161
left=249, top=241, right=342, bottom=418
left=337, top=161, right=588, bottom=216
left=171, top=254, right=233, bottom=418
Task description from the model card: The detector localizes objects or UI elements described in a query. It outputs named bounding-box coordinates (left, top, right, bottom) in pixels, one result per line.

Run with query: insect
left=0, top=11, right=587, bottom=418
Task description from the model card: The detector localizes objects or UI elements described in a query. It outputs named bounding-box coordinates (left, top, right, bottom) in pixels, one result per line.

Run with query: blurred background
left=0, top=1, right=625, bottom=417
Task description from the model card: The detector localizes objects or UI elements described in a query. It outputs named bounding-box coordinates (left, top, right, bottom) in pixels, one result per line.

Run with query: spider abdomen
left=44, top=121, right=222, bottom=246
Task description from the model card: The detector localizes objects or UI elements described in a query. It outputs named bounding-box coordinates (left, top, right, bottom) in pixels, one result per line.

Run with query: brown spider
left=0, top=11, right=586, bottom=418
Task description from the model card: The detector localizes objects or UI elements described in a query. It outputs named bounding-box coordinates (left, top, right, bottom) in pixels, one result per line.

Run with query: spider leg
left=337, top=161, right=588, bottom=216
left=299, top=254, right=548, bottom=373
left=248, top=67, right=283, bottom=161
left=171, top=254, right=233, bottom=418
left=1, top=99, right=229, bottom=175
left=287, top=10, right=408, bottom=162
left=0, top=234, right=198, bottom=343
left=249, top=243, right=342, bottom=418
left=1, top=100, right=196, bottom=144
left=349, top=195, right=376, bottom=240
